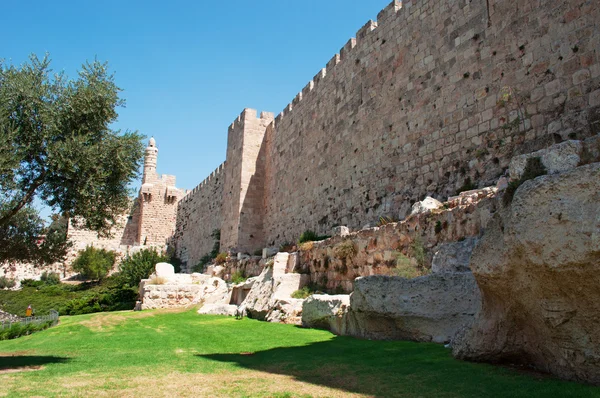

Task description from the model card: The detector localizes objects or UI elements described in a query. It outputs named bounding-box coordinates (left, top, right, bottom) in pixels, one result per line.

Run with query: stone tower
left=137, top=138, right=183, bottom=246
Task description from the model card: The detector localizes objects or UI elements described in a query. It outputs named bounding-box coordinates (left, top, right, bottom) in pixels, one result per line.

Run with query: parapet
left=229, top=108, right=275, bottom=132
left=273, top=0, right=405, bottom=126
left=179, top=162, right=226, bottom=206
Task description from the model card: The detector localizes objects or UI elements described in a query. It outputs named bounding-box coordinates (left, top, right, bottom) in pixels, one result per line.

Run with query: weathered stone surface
left=332, top=226, right=350, bottom=237
left=509, top=140, right=583, bottom=180
left=241, top=262, right=308, bottom=321
left=411, top=197, right=443, bottom=215
left=139, top=275, right=230, bottom=310
left=198, top=304, right=238, bottom=317
left=431, top=238, right=478, bottom=273
left=349, top=273, right=481, bottom=343
left=453, top=163, right=600, bottom=385
left=230, top=278, right=256, bottom=306
left=262, top=247, right=278, bottom=259
left=266, top=298, right=304, bottom=325
left=302, top=295, right=350, bottom=334
left=199, top=277, right=231, bottom=305
left=155, top=263, right=175, bottom=278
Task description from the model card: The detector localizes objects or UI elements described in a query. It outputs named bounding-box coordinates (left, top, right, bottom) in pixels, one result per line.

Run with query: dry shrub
left=333, top=240, right=357, bottom=259
left=149, top=276, right=168, bottom=285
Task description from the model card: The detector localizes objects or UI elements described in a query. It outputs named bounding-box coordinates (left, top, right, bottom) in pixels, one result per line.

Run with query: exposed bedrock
left=302, top=273, right=481, bottom=344
left=453, top=163, right=600, bottom=385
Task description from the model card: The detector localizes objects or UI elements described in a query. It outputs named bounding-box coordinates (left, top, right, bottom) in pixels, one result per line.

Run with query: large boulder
left=241, top=259, right=309, bottom=324
left=155, top=263, right=175, bottom=278
left=431, top=238, right=478, bottom=273
left=302, top=295, right=350, bottom=334
left=509, top=140, right=582, bottom=180
left=348, top=273, right=481, bottom=343
left=411, top=196, right=443, bottom=215
left=198, top=304, right=238, bottom=317
left=453, top=163, right=600, bottom=385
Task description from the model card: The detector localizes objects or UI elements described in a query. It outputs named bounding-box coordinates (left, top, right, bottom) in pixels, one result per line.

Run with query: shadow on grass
left=197, top=336, right=599, bottom=397
left=0, top=355, right=70, bottom=371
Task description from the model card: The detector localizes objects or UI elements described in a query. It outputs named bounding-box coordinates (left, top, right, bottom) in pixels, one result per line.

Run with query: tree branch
left=0, top=171, right=46, bottom=226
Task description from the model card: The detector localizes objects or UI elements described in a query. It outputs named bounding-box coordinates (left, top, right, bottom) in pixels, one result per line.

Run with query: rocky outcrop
left=431, top=238, right=478, bottom=273
left=453, top=163, right=600, bottom=385
left=348, top=274, right=481, bottom=343
left=302, top=295, right=350, bottom=334
left=198, top=304, right=239, bottom=316
left=411, top=196, right=443, bottom=215
left=241, top=253, right=309, bottom=324
left=509, top=140, right=582, bottom=180
left=139, top=273, right=231, bottom=310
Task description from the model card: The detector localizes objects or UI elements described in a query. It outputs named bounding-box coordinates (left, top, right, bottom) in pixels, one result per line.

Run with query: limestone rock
left=198, top=304, right=238, bottom=317
left=411, top=196, right=443, bottom=215
left=262, top=247, right=278, bottom=259
left=155, top=263, right=175, bottom=278
left=199, top=277, right=231, bottom=305
left=302, top=295, right=350, bottom=334
left=349, top=273, right=481, bottom=343
left=453, top=163, right=600, bottom=385
left=332, top=226, right=350, bottom=237
left=266, top=298, right=304, bottom=325
left=431, top=238, right=478, bottom=273
left=509, top=140, right=582, bottom=180
left=241, top=263, right=308, bottom=321
left=211, top=266, right=225, bottom=278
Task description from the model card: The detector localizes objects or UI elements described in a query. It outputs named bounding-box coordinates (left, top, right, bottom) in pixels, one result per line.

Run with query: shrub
left=0, top=276, right=16, bottom=289
left=392, top=252, right=430, bottom=279
left=503, top=157, right=547, bottom=206
left=20, top=279, right=43, bottom=288
left=0, top=320, right=54, bottom=341
left=279, top=242, right=295, bottom=252
left=457, top=177, right=478, bottom=194
left=116, top=248, right=168, bottom=288
left=215, top=252, right=228, bottom=265
left=41, top=271, right=61, bottom=285
left=434, top=221, right=443, bottom=234
left=253, top=249, right=263, bottom=256
left=291, top=286, right=313, bottom=299
left=298, top=230, right=330, bottom=244
left=298, top=241, right=314, bottom=251
left=230, top=271, right=247, bottom=284
left=72, top=246, right=116, bottom=281
left=377, top=216, right=398, bottom=226
left=410, top=237, right=426, bottom=268
left=333, top=240, right=357, bottom=259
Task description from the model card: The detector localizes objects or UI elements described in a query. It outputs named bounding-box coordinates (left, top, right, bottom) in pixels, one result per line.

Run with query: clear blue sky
left=1, top=0, right=390, bottom=194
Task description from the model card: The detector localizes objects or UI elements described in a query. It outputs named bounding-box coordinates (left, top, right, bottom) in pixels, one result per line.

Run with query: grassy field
left=0, top=308, right=598, bottom=397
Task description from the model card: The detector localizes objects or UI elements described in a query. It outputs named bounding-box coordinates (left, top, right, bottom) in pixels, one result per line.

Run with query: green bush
left=0, top=320, right=54, bottom=341
left=72, top=246, right=116, bottom=281
left=0, top=276, right=16, bottom=289
left=20, top=279, right=44, bottom=288
left=116, top=248, right=168, bottom=288
left=215, top=252, right=228, bottom=265
left=59, top=284, right=137, bottom=316
left=298, top=230, right=330, bottom=244
left=41, top=271, right=61, bottom=285
left=230, top=271, right=247, bottom=284
left=503, top=157, right=547, bottom=206
left=291, top=286, right=314, bottom=299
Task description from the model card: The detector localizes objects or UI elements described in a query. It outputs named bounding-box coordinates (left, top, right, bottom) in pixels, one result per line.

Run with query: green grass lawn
left=0, top=308, right=598, bottom=397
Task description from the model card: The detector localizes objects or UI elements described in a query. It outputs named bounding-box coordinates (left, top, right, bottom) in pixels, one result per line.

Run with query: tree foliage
left=0, top=54, right=144, bottom=263
left=116, top=248, right=168, bottom=288
left=72, top=246, right=116, bottom=281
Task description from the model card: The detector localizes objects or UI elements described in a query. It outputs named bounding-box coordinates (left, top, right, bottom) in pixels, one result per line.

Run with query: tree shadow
left=196, top=336, right=598, bottom=397
left=0, top=355, right=70, bottom=371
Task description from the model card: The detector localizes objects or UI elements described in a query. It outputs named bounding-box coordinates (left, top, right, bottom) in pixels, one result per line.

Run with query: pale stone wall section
left=173, top=163, right=225, bottom=271
left=220, top=109, right=274, bottom=253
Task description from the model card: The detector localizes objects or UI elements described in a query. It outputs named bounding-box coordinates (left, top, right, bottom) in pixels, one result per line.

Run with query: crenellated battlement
left=180, top=162, right=225, bottom=205
left=273, top=0, right=408, bottom=125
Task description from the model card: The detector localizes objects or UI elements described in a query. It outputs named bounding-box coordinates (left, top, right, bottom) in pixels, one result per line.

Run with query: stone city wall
left=173, top=163, right=225, bottom=270
left=174, top=0, right=600, bottom=255
left=262, top=0, right=600, bottom=245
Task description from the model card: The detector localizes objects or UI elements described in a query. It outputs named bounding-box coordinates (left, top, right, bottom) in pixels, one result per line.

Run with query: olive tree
left=0, top=54, right=144, bottom=263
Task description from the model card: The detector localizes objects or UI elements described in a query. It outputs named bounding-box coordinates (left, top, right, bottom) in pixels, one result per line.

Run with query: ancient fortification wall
left=65, top=138, right=183, bottom=266
left=173, top=163, right=225, bottom=269
left=172, top=0, right=599, bottom=257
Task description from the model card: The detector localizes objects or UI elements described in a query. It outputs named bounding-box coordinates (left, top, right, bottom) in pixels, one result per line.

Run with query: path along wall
left=175, top=0, right=600, bottom=255
left=173, top=164, right=225, bottom=270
